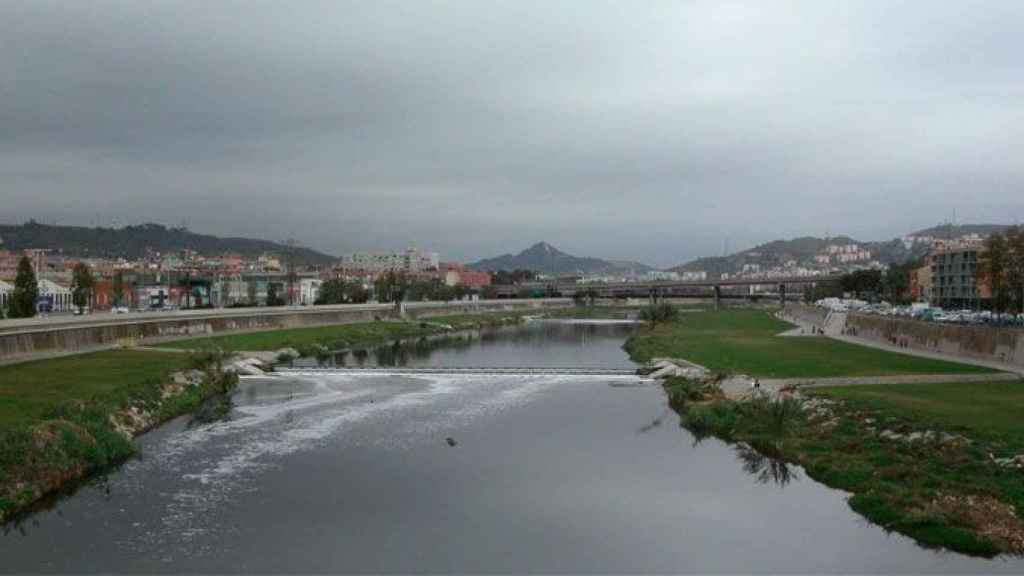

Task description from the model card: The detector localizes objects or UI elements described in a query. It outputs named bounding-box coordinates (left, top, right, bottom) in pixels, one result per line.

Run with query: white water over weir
left=274, top=366, right=641, bottom=377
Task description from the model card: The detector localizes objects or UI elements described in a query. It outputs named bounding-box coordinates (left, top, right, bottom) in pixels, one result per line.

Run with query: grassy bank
left=624, top=308, right=991, bottom=378
left=163, top=311, right=536, bottom=356
left=661, top=379, right=1024, bottom=556
left=0, top=349, right=235, bottom=522
left=631, top=308, right=1024, bottom=556
left=545, top=306, right=641, bottom=319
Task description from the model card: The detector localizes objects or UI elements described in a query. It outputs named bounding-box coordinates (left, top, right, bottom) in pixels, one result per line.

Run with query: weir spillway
left=273, top=366, right=640, bottom=377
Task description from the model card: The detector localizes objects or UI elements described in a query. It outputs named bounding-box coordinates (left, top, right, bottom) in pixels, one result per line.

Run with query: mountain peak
left=524, top=241, right=562, bottom=256
left=468, top=242, right=654, bottom=275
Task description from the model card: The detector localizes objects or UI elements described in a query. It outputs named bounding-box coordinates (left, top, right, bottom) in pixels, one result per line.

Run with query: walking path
left=775, top=311, right=1024, bottom=377
left=829, top=333, right=1024, bottom=377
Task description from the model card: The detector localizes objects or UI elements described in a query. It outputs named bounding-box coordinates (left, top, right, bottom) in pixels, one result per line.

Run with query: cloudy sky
left=2, top=1, right=1021, bottom=267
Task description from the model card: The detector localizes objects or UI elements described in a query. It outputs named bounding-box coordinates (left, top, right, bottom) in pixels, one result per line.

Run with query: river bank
left=0, top=311, right=540, bottom=524
left=0, top=350, right=237, bottom=524
left=626, top=309, right=1024, bottom=557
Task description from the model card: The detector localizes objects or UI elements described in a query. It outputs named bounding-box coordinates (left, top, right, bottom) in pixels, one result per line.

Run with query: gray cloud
left=2, top=1, right=1022, bottom=267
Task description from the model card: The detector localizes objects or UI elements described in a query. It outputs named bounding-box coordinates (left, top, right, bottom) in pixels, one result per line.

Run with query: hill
left=669, top=235, right=931, bottom=277
left=670, top=235, right=860, bottom=274
left=669, top=223, right=1015, bottom=277
left=0, top=221, right=336, bottom=266
left=909, top=223, right=1010, bottom=239
left=468, top=242, right=655, bottom=276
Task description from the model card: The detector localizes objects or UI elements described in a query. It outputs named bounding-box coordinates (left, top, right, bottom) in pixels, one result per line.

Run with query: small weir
left=274, top=366, right=640, bottom=376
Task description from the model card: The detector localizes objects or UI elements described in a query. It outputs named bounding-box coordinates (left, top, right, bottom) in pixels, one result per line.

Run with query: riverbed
left=2, top=320, right=1021, bottom=572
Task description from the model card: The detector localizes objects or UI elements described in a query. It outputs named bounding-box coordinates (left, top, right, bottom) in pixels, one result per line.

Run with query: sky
left=2, top=1, right=1022, bottom=267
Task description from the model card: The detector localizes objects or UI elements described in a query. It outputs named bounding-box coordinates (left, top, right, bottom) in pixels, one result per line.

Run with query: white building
left=298, top=278, right=322, bottom=305
left=37, top=279, right=73, bottom=312
left=338, top=247, right=440, bottom=274
left=0, top=279, right=12, bottom=312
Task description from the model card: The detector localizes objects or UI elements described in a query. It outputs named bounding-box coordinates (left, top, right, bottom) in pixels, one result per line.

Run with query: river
left=2, top=320, right=1021, bottom=572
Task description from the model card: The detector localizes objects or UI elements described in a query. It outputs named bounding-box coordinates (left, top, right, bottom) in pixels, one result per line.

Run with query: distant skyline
left=0, top=218, right=1009, bottom=270
left=3, top=2, right=1022, bottom=268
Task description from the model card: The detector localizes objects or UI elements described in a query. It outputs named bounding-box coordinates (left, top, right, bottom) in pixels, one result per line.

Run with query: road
left=0, top=299, right=569, bottom=335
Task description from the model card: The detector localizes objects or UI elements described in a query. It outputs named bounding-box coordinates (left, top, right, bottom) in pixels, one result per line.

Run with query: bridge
left=492, top=274, right=841, bottom=308
left=275, top=366, right=641, bottom=376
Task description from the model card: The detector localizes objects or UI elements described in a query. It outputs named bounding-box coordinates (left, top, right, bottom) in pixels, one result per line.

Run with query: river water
left=2, top=320, right=1021, bottom=573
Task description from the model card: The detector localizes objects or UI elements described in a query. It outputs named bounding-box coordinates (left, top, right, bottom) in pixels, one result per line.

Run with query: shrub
left=684, top=401, right=739, bottom=440
left=639, top=303, right=679, bottom=325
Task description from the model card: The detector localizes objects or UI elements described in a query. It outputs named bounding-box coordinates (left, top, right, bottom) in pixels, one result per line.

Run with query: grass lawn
left=809, top=381, right=1024, bottom=452
left=162, top=321, right=441, bottom=353
left=624, top=308, right=993, bottom=378
left=162, top=310, right=536, bottom=354
left=0, top=350, right=189, bottom=432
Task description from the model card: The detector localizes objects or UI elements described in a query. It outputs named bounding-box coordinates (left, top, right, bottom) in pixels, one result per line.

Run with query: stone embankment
left=0, top=299, right=571, bottom=365
left=845, top=313, right=1024, bottom=371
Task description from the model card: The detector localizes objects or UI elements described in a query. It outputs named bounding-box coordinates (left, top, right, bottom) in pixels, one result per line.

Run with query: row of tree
left=804, top=262, right=919, bottom=304
left=2, top=258, right=102, bottom=320
left=978, top=226, right=1024, bottom=314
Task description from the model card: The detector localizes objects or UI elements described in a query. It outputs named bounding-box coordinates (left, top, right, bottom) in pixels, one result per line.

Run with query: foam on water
left=116, top=371, right=643, bottom=554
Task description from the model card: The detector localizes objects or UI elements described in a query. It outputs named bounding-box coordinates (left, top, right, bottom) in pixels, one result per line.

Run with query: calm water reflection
left=2, top=320, right=1021, bottom=573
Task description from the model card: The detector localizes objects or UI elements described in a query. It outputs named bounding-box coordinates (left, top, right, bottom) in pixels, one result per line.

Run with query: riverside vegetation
left=163, top=311, right=536, bottom=357
left=630, top=307, right=1024, bottom=556
left=0, top=310, right=546, bottom=521
left=0, top=348, right=238, bottom=523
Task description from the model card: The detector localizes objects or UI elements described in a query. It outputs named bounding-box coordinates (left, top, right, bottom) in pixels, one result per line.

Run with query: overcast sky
left=2, top=1, right=1021, bottom=267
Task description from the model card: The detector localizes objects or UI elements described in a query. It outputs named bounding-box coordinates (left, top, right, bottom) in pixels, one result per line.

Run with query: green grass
left=809, top=382, right=1024, bottom=451
left=0, top=350, right=189, bottom=431
left=0, top=349, right=233, bottom=522
left=624, top=308, right=993, bottom=378
left=162, top=321, right=441, bottom=353
left=163, top=312, right=538, bottom=355
left=545, top=306, right=640, bottom=319
left=663, top=383, right=1024, bottom=553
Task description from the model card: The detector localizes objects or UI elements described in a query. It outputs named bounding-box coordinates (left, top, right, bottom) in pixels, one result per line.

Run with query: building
left=909, top=264, right=932, bottom=302
left=338, top=247, right=440, bottom=275
left=443, top=269, right=491, bottom=288
left=929, top=246, right=989, bottom=309
left=298, top=278, right=322, bottom=305
left=0, top=279, right=12, bottom=311
left=37, top=279, right=73, bottom=312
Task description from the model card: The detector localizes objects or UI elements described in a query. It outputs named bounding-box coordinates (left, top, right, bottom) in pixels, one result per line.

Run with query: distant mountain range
left=0, top=221, right=337, bottom=266
left=468, top=242, right=656, bottom=276
left=908, top=223, right=1010, bottom=238
left=669, top=223, right=1014, bottom=277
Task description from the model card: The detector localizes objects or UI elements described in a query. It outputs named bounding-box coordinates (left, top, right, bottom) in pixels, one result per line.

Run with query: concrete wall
left=846, top=313, right=1024, bottom=369
left=0, top=299, right=570, bottom=363
left=781, top=303, right=829, bottom=330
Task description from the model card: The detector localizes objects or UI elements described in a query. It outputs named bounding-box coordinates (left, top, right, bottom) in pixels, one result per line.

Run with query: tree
left=10, top=256, right=39, bottom=318
left=247, top=280, right=258, bottom=305
left=71, top=262, right=96, bottom=311
left=374, top=272, right=409, bottom=303
left=112, top=270, right=125, bottom=308
left=839, top=269, right=882, bottom=299
left=978, top=232, right=1010, bottom=313
left=1004, top=226, right=1024, bottom=313
left=266, top=282, right=284, bottom=306
left=316, top=278, right=370, bottom=305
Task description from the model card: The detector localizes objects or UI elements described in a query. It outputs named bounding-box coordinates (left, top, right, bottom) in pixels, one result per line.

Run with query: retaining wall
left=845, top=313, right=1024, bottom=369
left=781, top=303, right=829, bottom=330
left=0, top=299, right=571, bottom=363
